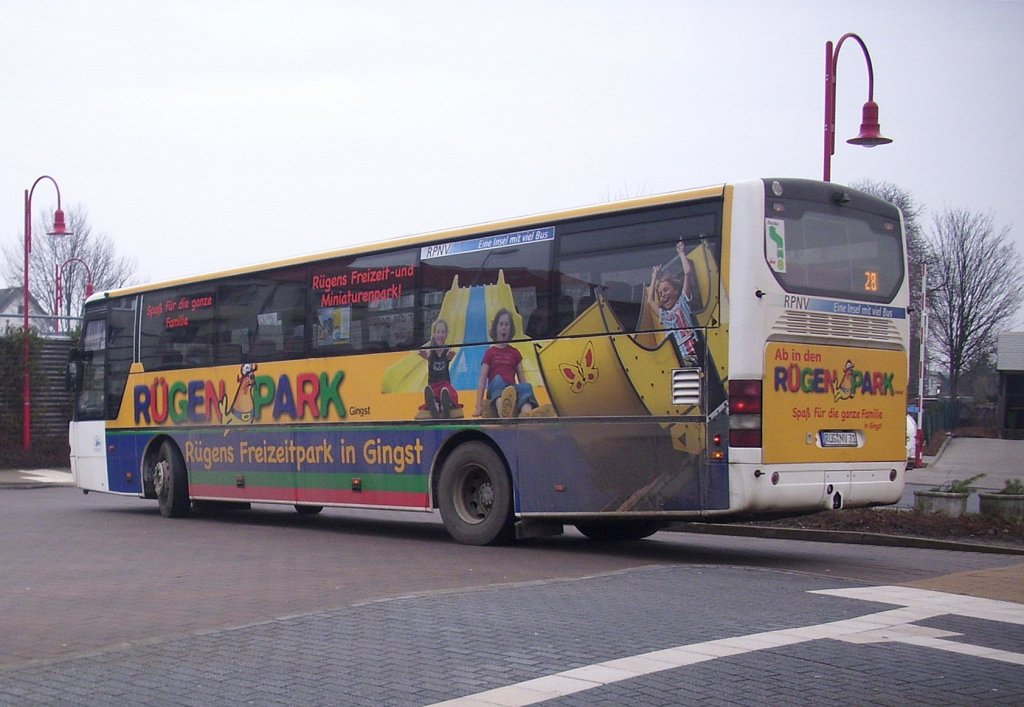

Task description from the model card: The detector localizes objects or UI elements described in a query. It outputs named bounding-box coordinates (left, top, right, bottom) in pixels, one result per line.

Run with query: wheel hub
left=153, top=459, right=168, bottom=496
left=459, top=469, right=495, bottom=522
left=477, top=481, right=494, bottom=510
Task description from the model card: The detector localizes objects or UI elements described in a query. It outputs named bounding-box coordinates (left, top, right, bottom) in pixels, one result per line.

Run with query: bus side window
left=309, top=249, right=418, bottom=354
left=603, top=280, right=640, bottom=330
left=420, top=236, right=553, bottom=346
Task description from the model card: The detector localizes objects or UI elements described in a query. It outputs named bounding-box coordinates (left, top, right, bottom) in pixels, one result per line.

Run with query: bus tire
left=294, top=505, right=323, bottom=515
left=154, top=440, right=190, bottom=518
left=438, top=442, right=514, bottom=546
left=574, top=520, right=663, bottom=542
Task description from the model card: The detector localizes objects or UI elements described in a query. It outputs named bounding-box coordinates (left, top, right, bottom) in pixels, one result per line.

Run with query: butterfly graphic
left=560, top=341, right=599, bottom=393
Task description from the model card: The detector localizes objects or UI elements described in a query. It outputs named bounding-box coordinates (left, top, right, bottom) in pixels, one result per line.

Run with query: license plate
left=820, top=431, right=858, bottom=448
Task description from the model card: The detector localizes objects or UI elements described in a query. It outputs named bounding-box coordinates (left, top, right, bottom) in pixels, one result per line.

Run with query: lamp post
left=823, top=33, right=893, bottom=182
left=23, top=175, right=70, bottom=451
left=54, top=258, right=94, bottom=334
left=916, top=262, right=928, bottom=467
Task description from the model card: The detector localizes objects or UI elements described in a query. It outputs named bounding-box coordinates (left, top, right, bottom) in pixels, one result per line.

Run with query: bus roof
left=91, top=182, right=730, bottom=301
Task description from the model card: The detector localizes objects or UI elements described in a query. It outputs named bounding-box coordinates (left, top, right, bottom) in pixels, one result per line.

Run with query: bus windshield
left=764, top=187, right=903, bottom=304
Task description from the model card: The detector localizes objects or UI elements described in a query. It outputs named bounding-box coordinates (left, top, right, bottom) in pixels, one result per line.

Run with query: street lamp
left=823, top=33, right=893, bottom=182
left=23, top=175, right=70, bottom=451
left=54, top=257, right=94, bottom=334
left=915, top=262, right=928, bottom=467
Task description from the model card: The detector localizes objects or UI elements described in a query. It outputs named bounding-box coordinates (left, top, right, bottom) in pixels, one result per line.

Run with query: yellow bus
left=68, top=178, right=909, bottom=545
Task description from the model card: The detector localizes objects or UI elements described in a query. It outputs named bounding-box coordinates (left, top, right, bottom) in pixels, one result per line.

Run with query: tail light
left=729, top=379, right=762, bottom=447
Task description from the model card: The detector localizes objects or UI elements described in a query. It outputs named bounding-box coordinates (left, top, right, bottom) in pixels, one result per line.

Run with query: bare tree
left=852, top=180, right=930, bottom=400
left=2, top=205, right=137, bottom=324
left=927, top=208, right=1023, bottom=402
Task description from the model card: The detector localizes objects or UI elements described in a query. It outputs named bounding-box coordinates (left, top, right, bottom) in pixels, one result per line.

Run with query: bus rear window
left=765, top=200, right=903, bottom=303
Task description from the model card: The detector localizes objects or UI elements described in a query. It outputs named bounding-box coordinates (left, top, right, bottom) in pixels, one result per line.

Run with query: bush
left=0, top=431, right=70, bottom=470
left=999, top=479, right=1024, bottom=495
left=932, top=473, right=986, bottom=494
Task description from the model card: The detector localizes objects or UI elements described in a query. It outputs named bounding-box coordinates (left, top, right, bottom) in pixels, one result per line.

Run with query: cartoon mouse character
left=221, top=363, right=258, bottom=424
left=833, top=359, right=855, bottom=402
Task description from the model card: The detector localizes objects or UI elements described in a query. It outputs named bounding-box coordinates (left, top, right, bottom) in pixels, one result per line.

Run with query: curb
left=670, top=522, right=1024, bottom=556
left=929, top=433, right=954, bottom=463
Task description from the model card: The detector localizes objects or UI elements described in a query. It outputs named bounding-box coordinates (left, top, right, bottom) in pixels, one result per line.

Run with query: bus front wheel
left=438, top=442, right=514, bottom=546
left=154, top=440, right=190, bottom=518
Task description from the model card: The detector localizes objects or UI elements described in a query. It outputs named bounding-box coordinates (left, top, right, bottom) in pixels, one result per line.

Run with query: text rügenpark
left=133, top=370, right=346, bottom=425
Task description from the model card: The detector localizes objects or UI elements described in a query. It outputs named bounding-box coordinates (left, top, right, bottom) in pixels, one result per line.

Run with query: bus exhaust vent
left=772, top=310, right=903, bottom=344
left=672, top=368, right=701, bottom=406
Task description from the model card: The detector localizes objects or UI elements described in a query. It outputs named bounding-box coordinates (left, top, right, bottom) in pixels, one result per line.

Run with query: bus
left=67, top=178, right=909, bottom=545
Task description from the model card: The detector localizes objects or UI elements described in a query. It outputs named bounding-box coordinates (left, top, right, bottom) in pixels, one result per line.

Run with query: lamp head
left=85, top=282, right=94, bottom=298
left=847, top=100, right=893, bottom=147
left=48, top=208, right=70, bottom=236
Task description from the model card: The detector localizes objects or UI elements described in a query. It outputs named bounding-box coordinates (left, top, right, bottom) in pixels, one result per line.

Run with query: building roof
left=0, top=288, right=20, bottom=311
left=997, top=331, right=1024, bottom=371
left=0, top=287, right=48, bottom=317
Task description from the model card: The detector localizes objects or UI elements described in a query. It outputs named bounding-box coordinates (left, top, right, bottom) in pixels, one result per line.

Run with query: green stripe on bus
left=188, top=470, right=428, bottom=492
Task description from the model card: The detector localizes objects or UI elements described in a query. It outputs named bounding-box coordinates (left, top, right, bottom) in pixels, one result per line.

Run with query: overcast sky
left=4, top=1, right=1023, bottom=323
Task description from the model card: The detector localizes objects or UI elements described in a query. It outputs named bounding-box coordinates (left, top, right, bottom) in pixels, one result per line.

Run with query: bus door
left=69, top=316, right=113, bottom=493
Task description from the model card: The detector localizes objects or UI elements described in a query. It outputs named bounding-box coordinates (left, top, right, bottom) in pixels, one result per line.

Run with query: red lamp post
left=823, top=33, right=893, bottom=182
left=23, top=175, right=70, bottom=451
left=54, top=258, right=94, bottom=335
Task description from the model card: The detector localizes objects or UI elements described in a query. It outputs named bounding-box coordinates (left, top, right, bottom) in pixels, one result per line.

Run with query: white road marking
left=18, top=470, right=73, bottom=484
left=430, top=587, right=1024, bottom=707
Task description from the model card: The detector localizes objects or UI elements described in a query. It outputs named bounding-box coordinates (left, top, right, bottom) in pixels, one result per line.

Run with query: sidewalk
left=901, top=436, right=1024, bottom=512
left=911, top=436, right=1023, bottom=492
left=0, top=468, right=75, bottom=489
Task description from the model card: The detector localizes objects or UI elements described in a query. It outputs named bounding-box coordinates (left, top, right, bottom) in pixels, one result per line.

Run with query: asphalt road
left=1, top=487, right=1022, bottom=705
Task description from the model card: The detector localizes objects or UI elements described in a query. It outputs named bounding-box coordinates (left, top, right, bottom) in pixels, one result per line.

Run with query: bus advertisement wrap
left=68, top=178, right=910, bottom=544
left=762, top=342, right=907, bottom=463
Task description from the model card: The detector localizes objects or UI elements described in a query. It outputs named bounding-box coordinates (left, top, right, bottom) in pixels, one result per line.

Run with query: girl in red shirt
left=474, top=308, right=539, bottom=418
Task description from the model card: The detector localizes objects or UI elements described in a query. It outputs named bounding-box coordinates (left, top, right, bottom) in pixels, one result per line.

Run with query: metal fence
left=0, top=334, right=75, bottom=441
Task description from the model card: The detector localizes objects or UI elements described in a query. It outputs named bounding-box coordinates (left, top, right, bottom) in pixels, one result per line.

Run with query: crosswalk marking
left=430, top=587, right=1024, bottom=707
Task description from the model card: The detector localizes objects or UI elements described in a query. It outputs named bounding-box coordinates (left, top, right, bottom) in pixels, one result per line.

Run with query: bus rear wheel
left=574, top=520, right=663, bottom=542
left=154, top=440, right=190, bottom=518
left=438, top=442, right=514, bottom=546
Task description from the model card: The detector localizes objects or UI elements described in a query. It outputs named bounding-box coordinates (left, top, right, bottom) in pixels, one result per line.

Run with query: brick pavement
left=903, top=562, right=1024, bottom=604
left=0, top=565, right=1021, bottom=705
left=2, top=464, right=1023, bottom=703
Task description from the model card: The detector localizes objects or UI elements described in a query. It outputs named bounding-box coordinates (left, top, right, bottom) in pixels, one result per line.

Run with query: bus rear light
left=711, top=433, right=725, bottom=459
left=729, top=379, right=762, bottom=448
left=728, top=379, right=762, bottom=414
left=729, top=429, right=762, bottom=448
left=729, top=415, right=761, bottom=429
